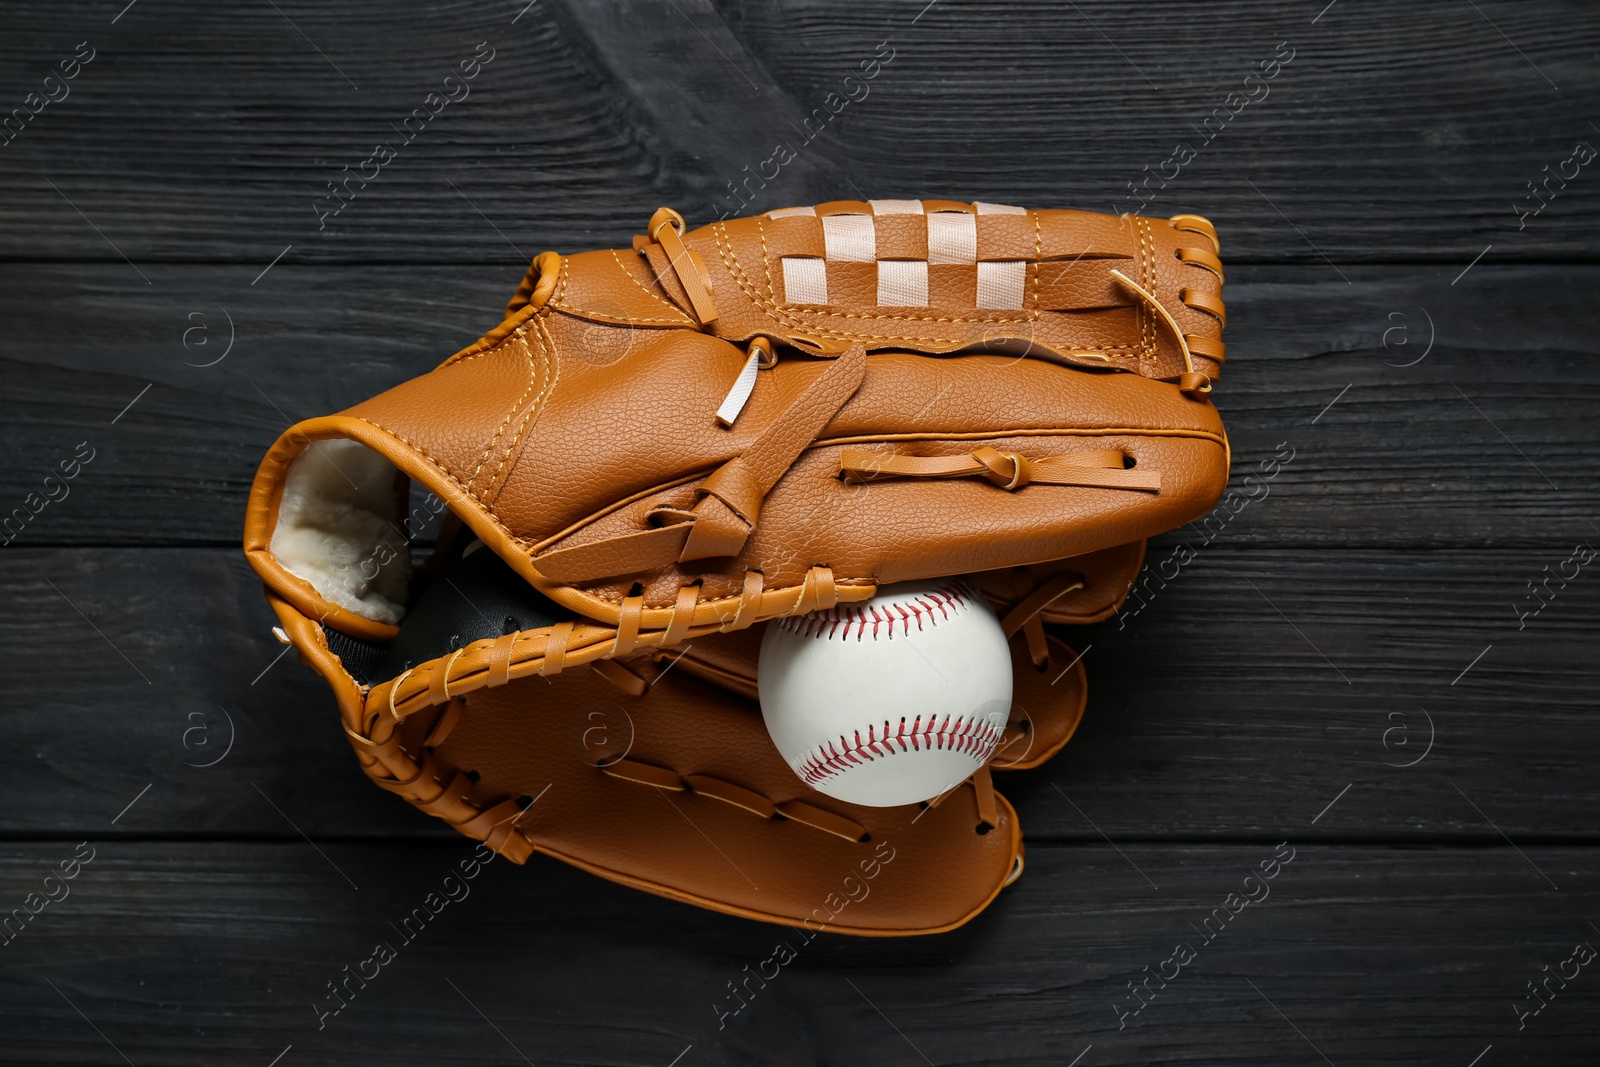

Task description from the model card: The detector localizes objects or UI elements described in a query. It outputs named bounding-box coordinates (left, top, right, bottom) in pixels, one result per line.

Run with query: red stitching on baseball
left=794, top=713, right=1006, bottom=786
left=777, top=581, right=971, bottom=641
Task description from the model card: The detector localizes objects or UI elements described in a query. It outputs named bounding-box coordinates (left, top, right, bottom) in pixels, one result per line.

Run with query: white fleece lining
left=269, top=439, right=411, bottom=625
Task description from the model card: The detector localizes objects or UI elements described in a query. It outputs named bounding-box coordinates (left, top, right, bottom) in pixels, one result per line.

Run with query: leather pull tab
left=716, top=338, right=776, bottom=428
left=649, top=207, right=720, bottom=325
left=679, top=343, right=867, bottom=563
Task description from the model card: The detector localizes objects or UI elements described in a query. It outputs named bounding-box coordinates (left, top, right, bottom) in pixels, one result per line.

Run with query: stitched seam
left=481, top=329, right=545, bottom=504
left=1138, top=216, right=1154, bottom=369
left=466, top=327, right=541, bottom=499
left=480, top=314, right=561, bottom=507
left=545, top=301, right=694, bottom=325
left=610, top=248, right=697, bottom=320
left=352, top=417, right=521, bottom=550
left=819, top=426, right=1227, bottom=446
left=554, top=254, right=571, bottom=304
left=795, top=714, right=1007, bottom=786
left=1028, top=210, right=1042, bottom=323
left=758, top=216, right=776, bottom=310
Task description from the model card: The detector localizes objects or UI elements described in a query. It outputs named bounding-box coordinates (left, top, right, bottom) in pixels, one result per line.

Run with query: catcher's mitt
left=244, top=199, right=1227, bottom=933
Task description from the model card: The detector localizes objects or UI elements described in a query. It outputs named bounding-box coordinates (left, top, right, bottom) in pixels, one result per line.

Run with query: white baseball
left=758, top=578, right=1013, bottom=808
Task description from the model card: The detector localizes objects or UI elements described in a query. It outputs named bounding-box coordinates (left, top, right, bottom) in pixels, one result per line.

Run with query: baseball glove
left=244, top=199, right=1227, bottom=933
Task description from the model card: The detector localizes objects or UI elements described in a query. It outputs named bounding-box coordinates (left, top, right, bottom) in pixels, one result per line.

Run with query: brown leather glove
left=264, top=535, right=1140, bottom=935
left=244, top=199, right=1226, bottom=933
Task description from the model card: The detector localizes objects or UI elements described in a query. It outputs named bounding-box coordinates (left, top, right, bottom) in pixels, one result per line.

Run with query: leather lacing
left=646, top=207, right=720, bottom=324
left=345, top=562, right=1081, bottom=858
left=1167, top=213, right=1228, bottom=391
left=838, top=445, right=1160, bottom=493
left=600, top=758, right=871, bottom=842
left=345, top=694, right=537, bottom=863
left=368, top=564, right=841, bottom=723
left=532, top=206, right=1219, bottom=590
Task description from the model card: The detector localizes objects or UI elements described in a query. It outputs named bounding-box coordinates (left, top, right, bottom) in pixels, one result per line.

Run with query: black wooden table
left=3, top=2, right=1597, bottom=1063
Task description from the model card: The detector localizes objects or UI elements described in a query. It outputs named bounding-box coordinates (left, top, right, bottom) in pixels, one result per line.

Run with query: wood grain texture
left=1, top=262, right=1596, bottom=548
left=3, top=0, right=1599, bottom=1061
left=0, top=1, right=1596, bottom=264
left=3, top=545, right=1594, bottom=841
left=0, top=842, right=1594, bottom=1065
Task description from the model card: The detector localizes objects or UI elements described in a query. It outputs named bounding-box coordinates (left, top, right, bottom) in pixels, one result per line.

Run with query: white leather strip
left=976, top=260, right=1026, bottom=310
left=768, top=205, right=817, bottom=218
left=868, top=198, right=923, bottom=215
left=974, top=201, right=1026, bottom=215
left=821, top=213, right=876, bottom=262
left=927, top=211, right=977, bottom=264
left=877, top=259, right=929, bottom=306
left=781, top=257, right=829, bottom=304
left=715, top=345, right=763, bottom=427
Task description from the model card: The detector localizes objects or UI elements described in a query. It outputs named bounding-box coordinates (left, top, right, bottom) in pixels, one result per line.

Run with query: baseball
left=758, top=578, right=1014, bottom=807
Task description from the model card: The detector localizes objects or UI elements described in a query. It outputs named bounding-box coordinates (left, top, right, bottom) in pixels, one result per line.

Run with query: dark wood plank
left=2, top=1, right=1596, bottom=1063
left=4, top=545, right=1595, bottom=840
left=2, top=262, right=1597, bottom=548
left=1, top=841, right=1595, bottom=1064
left=1, top=1, right=1596, bottom=264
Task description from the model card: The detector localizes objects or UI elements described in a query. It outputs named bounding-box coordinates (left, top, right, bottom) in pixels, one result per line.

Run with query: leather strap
left=534, top=344, right=869, bottom=580
left=423, top=697, right=465, bottom=748
left=591, top=657, right=648, bottom=697
left=1177, top=245, right=1225, bottom=282
left=777, top=800, right=867, bottom=842
left=972, top=764, right=999, bottom=830
left=1000, top=570, right=1086, bottom=669
left=1110, top=268, right=1214, bottom=400
left=660, top=583, right=701, bottom=646
left=1170, top=213, right=1220, bottom=253
left=540, top=620, right=575, bottom=676
left=683, top=774, right=777, bottom=819
left=1186, top=332, right=1226, bottom=363
left=486, top=632, right=517, bottom=688
left=648, top=207, right=720, bottom=325
left=723, top=569, right=765, bottom=631
left=602, top=758, right=686, bottom=790
left=681, top=342, right=867, bottom=560
left=792, top=565, right=838, bottom=615
left=839, top=446, right=1159, bottom=492
left=1181, top=286, right=1227, bottom=326
left=611, top=594, right=645, bottom=656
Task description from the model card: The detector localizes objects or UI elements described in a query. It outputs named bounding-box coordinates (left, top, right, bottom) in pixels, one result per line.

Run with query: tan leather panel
left=547, top=429, right=1219, bottom=612
left=547, top=248, right=696, bottom=329
left=496, top=342, right=1218, bottom=553
left=428, top=657, right=1019, bottom=934
left=872, top=213, right=929, bottom=260
left=344, top=324, right=553, bottom=506
left=973, top=213, right=1036, bottom=260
